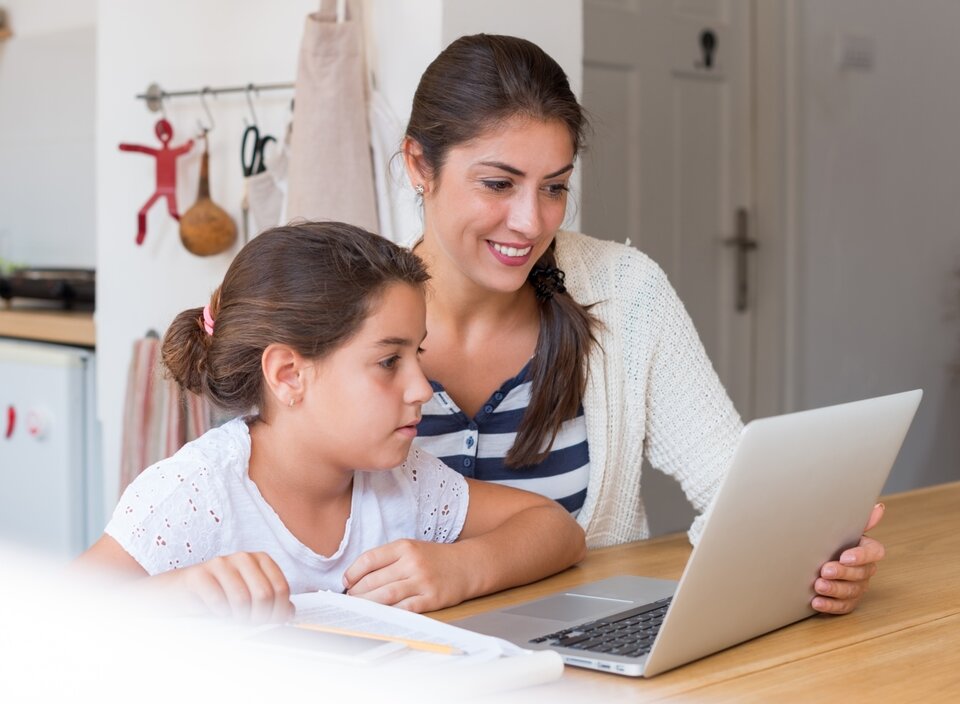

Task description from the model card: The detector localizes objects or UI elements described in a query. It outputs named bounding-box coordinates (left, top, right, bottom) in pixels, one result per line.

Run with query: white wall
left=95, top=0, right=583, bottom=514
left=794, top=0, right=960, bottom=491
left=95, top=0, right=318, bottom=508
left=367, top=0, right=582, bottom=136
left=0, top=0, right=96, bottom=268
left=440, top=0, right=582, bottom=98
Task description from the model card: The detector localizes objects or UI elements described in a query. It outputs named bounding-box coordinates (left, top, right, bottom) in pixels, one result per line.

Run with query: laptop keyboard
left=529, top=596, right=672, bottom=659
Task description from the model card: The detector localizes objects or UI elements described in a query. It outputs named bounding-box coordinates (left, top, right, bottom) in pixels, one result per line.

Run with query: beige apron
left=285, top=0, right=378, bottom=233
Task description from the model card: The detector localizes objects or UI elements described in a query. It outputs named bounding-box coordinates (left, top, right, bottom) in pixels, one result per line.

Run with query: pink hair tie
left=202, top=304, right=215, bottom=336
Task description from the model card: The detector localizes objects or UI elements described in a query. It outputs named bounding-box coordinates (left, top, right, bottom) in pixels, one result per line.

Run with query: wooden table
left=432, top=482, right=960, bottom=701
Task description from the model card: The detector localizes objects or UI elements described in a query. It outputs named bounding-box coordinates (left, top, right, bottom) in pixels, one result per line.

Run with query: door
left=582, top=0, right=755, bottom=418
left=582, top=0, right=756, bottom=535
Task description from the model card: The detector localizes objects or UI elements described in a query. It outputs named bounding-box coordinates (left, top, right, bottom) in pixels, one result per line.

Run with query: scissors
left=241, top=124, right=276, bottom=176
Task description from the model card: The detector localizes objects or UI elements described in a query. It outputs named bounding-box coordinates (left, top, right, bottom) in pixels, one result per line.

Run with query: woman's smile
left=488, top=240, right=535, bottom=266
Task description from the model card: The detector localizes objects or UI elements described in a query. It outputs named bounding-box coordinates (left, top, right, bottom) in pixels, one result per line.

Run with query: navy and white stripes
left=413, top=362, right=590, bottom=515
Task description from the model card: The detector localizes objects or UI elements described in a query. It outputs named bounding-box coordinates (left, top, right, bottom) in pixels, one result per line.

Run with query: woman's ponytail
left=507, top=244, right=599, bottom=467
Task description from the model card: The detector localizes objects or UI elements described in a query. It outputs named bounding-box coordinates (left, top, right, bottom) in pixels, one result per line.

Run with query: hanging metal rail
left=135, top=81, right=295, bottom=113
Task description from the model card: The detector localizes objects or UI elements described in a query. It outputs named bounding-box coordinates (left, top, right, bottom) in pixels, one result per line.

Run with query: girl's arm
left=76, top=533, right=151, bottom=576
left=75, top=535, right=293, bottom=623
left=343, top=479, right=586, bottom=612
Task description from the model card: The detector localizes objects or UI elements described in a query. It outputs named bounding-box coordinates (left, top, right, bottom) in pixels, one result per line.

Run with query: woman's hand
left=812, top=503, right=886, bottom=615
left=161, top=551, right=294, bottom=624
left=343, top=540, right=472, bottom=613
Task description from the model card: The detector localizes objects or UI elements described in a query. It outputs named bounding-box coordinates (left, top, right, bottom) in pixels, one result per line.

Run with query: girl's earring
left=289, top=398, right=295, bottom=408
left=414, top=184, right=425, bottom=196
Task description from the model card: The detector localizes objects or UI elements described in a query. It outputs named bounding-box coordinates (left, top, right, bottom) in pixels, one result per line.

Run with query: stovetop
left=0, top=268, right=96, bottom=309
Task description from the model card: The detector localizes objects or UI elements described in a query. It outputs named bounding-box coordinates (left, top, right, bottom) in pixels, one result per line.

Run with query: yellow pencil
left=291, top=622, right=465, bottom=655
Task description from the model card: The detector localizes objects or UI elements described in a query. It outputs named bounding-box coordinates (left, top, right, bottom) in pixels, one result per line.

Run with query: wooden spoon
left=179, top=136, right=237, bottom=256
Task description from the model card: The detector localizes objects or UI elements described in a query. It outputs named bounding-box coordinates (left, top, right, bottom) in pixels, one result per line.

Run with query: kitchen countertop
left=0, top=304, right=95, bottom=347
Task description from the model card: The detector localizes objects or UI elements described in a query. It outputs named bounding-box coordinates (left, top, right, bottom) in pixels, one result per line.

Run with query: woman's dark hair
left=407, top=34, right=600, bottom=467
left=162, top=221, right=429, bottom=417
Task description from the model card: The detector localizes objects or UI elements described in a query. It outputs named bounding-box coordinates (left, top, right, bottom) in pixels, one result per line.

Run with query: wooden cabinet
left=0, top=307, right=95, bottom=347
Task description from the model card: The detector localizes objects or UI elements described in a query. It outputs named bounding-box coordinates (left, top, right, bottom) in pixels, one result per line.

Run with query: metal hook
left=244, top=83, right=259, bottom=127
left=197, top=86, right=215, bottom=135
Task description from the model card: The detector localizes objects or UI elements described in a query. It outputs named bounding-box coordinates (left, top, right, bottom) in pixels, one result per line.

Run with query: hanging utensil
left=179, top=132, right=237, bottom=256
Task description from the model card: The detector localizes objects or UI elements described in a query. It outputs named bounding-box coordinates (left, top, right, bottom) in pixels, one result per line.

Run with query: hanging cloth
left=246, top=133, right=290, bottom=235
left=368, top=88, right=420, bottom=243
left=286, top=0, right=379, bottom=233
left=118, top=336, right=217, bottom=495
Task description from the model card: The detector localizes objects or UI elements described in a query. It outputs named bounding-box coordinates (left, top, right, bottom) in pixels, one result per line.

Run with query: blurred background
left=0, top=0, right=957, bottom=552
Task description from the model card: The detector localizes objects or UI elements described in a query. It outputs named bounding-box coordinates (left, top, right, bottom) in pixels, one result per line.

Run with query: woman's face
left=412, top=117, right=575, bottom=296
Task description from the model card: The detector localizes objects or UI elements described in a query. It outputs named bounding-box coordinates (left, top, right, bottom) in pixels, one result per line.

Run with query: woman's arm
left=638, top=261, right=886, bottom=615
left=343, top=479, right=586, bottom=612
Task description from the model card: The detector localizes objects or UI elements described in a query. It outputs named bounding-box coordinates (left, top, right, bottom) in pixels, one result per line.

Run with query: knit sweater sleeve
left=640, top=262, right=744, bottom=544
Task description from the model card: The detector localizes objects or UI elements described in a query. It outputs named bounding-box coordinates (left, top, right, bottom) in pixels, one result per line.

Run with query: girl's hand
left=343, top=540, right=471, bottom=613
left=812, top=503, right=886, bottom=615
left=343, top=480, right=585, bottom=614
left=165, top=551, right=294, bottom=624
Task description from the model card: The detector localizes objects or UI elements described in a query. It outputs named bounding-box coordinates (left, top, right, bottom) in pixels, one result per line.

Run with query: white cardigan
left=554, top=231, right=742, bottom=547
left=402, top=230, right=743, bottom=548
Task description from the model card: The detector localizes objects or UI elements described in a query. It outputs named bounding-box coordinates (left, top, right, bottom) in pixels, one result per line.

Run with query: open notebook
left=3, top=544, right=561, bottom=703
left=245, top=590, right=564, bottom=695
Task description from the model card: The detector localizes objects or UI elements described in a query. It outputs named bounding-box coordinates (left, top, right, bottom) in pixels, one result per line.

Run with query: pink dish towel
left=118, top=337, right=215, bottom=496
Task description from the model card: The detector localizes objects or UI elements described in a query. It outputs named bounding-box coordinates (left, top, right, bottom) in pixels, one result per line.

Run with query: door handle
left=723, top=207, right=758, bottom=312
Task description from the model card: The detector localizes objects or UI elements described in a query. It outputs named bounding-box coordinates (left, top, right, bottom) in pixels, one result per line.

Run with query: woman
left=350, top=33, right=882, bottom=615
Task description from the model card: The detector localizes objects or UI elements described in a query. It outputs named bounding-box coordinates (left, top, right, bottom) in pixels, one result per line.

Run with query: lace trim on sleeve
left=105, top=452, right=226, bottom=574
left=403, top=447, right=469, bottom=544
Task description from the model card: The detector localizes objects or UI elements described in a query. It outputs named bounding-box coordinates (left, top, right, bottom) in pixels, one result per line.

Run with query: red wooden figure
left=119, top=119, right=194, bottom=245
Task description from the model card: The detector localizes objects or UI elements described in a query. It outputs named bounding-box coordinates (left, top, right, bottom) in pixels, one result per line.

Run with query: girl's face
left=299, top=283, right=432, bottom=472
left=412, top=117, right=575, bottom=296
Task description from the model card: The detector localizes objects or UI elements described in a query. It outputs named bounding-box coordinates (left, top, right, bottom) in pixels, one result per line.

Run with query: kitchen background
left=1, top=0, right=958, bottom=557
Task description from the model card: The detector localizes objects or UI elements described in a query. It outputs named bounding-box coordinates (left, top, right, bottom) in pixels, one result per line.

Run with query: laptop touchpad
left=504, top=593, right=633, bottom=621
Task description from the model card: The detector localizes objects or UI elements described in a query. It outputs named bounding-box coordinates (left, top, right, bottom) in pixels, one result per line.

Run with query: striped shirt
left=413, top=361, right=591, bottom=516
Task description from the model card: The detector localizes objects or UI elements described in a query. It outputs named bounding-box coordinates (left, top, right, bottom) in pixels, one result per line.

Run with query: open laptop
left=453, top=390, right=922, bottom=677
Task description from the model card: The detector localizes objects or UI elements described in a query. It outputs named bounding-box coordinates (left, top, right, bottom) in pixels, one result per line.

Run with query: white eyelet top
left=105, top=418, right=469, bottom=594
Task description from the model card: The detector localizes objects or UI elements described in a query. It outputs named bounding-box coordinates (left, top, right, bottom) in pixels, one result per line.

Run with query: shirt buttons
left=483, top=404, right=494, bottom=414
left=494, top=392, right=504, bottom=401
left=468, top=422, right=478, bottom=431
left=466, top=436, right=475, bottom=449
left=462, top=457, right=473, bottom=468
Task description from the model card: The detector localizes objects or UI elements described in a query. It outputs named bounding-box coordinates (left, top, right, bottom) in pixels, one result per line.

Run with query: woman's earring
left=289, top=398, right=295, bottom=408
left=414, top=184, right=425, bottom=196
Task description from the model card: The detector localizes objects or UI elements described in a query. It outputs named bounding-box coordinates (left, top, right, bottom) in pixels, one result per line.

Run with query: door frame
left=752, top=0, right=800, bottom=418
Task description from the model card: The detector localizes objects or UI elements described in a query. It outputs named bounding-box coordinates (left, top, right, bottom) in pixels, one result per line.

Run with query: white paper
left=281, top=590, right=565, bottom=693
left=290, top=590, right=528, bottom=663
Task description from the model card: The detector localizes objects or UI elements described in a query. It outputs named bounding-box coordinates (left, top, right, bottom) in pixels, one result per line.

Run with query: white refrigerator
left=0, top=338, right=102, bottom=558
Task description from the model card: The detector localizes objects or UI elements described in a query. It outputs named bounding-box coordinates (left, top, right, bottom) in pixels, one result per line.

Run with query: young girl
left=78, top=222, right=586, bottom=622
